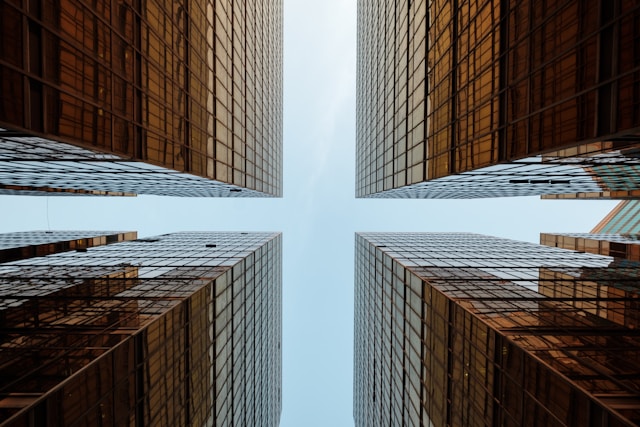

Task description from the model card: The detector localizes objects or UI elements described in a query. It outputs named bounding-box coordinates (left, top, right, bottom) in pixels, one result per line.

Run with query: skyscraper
left=592, top=200, right=640, bottom=234
left=541, top=200, right=640, bottom=260
left=354, top=232, right=640, bottom=426
left=0, top=1, right=283, bottom=197
left=0, top=231, right=282, bottom=426
left=356, top=0, right=640, bottom=199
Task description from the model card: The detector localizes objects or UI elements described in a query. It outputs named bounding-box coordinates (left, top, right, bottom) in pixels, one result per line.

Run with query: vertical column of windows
left=404, top=268, right=422, bottom=424
left=254, top=0, right=264, bottom=193
left=246, top=0, right=256, bottom=191
left=214, top=269, right=233, bottom=424
left=454, top=0, right=500, bottom=174
left=354, top=235, right=371, bottom=424
left=389, top=0, right=408, bottom=191
left=231, top=259, right=246, bottom=426
left=231, top=0, right=245, bottom=189
left=355, top=0, right=365, bottom=195
left=263, top=0, right=272, bottom=195
left=426, top=0, right=454, bottom=180
left=185, top=0, right=207, bottom=176
left=213, top=0, right=232, bottom=185
left=406, top=0, right=427, bottom=187
left=353, top=237, right=362, bottom=423
left=0, top=1, right=26, bottom=128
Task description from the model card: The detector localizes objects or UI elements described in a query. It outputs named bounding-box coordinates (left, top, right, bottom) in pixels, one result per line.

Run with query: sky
left=0, top=1, right=621, bottom=426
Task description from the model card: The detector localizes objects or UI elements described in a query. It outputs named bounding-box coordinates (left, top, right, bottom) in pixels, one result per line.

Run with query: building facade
left=540, top=231, right=640, bottom=261
left=0, top=231, right=282, bottom=426
left=356, top=0, right=640, bottom=198
left=0, top=230, right=137, bottom=262
left=354, top=232, right=640, bottom=426
left=591, top=201, right=640, bottom=234
left=0, top=0, right=282, bottom=197
left=541, top=200, right=640, bottom=259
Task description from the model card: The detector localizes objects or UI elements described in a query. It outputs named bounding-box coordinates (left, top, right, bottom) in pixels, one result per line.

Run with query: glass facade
left=0, top=232, right=282, bottom=426
left=591, top=201, right=640, bottom=234
left=0, top=0, right=282, bottom=197
left=541, top=162, right=640, bottom=200
left=356, top=0, right=640, bottom=198
left=541, top=232, right=640, bottom=261
left=542, top=190, right=640, bottom=200
left=0, top=230, right=137, bottom=263
left=0, top=184, right=134, bottom=197
left=541, top=200, right=640, bottom=260
left=355, top=232, right=640, bottom=426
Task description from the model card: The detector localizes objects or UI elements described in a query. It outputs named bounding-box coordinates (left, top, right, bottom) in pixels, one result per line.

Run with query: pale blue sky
left=0, top=1, right=619, bottom=426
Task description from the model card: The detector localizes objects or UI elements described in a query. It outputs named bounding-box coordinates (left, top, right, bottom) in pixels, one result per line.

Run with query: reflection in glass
left=355, top=233, right=640, bottom=426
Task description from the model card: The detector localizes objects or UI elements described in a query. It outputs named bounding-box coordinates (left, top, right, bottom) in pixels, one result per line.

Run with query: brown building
left=356, top=0, right=640, bottom=198
left=592, top=200, right=640, bottom=234
left=0, top=231, right=282, bottom=426
left=0, top=230, right=136, bottom=262
left=541, top=200, right=640, bottom=259
left=354, top=232, right=640, bottom=426
left=539, top=202, right=640, bottom=329
left=0, top=0, right=282, bottom=197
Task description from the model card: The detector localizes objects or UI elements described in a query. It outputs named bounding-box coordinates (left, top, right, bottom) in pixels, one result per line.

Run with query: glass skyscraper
left=592, top=201, right=640, bottom=234
left=0, top=0, right=283, bottom=197
left=356, top=0, right=640, bottom=199
left=354, top=232, right=640, bottom=426
left=0, top=231, right=282, bottom=426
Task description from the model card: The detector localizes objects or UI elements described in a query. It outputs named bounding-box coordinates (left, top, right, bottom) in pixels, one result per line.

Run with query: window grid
left=355, top=232, right=640, bottom=426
